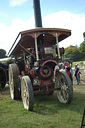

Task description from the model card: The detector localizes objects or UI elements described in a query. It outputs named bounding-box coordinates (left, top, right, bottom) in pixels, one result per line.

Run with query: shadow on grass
left=0, top=85, right=10, bottom=96
left=33, top=90, right=85, bottom=116
left=1, top=85, right=85, bottom=116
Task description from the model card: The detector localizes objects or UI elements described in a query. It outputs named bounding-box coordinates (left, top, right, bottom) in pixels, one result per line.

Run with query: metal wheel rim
left=21, top=78, right=29, bottom=110
left=56, top=73, right=69, bottom=103
left=9, top=67, right=14, bottom=99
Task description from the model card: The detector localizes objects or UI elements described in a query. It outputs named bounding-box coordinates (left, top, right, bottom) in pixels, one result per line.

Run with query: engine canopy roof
left=8, top=27, right=71, bottom=56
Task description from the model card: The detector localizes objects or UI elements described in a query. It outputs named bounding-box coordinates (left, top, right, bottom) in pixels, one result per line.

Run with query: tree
left=83, top=32, right=85, bottom=41
left=64, top=45, right=82, bottom=61
left=77, top=32, right=85, bottom=59
left=0, top=49, right=7, bottom=59
left=79, top=41, right=85, bottom=56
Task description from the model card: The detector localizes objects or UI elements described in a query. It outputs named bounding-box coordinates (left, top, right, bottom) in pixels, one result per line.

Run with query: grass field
left=0, top=83, right=85, bottom=128
left=73, top=60, right=85, bottom=67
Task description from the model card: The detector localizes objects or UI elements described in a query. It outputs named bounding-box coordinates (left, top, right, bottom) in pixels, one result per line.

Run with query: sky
left=0, top=0, right=85, bottom=54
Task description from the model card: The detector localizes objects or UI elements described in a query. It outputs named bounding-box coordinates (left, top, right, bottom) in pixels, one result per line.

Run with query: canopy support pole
left=56, top=33, right=60, bottom=58
left=34, top=33, right=39, bottom=61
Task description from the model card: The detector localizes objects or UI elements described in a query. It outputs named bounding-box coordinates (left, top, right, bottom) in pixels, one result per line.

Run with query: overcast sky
left=0, top=0, right=85, bottom=54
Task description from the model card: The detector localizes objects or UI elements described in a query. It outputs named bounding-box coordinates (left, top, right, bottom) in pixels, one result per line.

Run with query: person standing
left=65, top=66, right=73, bottom=84
left=74, top=64, right=81, bottom=85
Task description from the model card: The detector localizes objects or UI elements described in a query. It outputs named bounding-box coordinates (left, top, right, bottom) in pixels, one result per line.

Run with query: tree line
left=64, top=32, right=85, bottom=61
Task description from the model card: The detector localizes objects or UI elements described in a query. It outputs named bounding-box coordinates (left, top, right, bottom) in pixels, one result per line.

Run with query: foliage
left=0, top=49, right=7, bottom=59
left=79, top=41, right=85, bottom=57
left=0, top=85, right=85, bottom=128
left=83, top=32, right=85, bottom=41
left=63, top=32, right=85, bottom=61
left=64, top=45, right=82, bottom=61
left=73, top=60, right=85, bottom=67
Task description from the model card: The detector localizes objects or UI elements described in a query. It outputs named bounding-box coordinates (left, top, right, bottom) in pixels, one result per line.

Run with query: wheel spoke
left=61, top=89, right=68, bottom=100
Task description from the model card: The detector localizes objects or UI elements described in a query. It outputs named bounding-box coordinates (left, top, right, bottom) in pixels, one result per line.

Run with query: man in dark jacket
left=75, top=64, right=81, bottom=85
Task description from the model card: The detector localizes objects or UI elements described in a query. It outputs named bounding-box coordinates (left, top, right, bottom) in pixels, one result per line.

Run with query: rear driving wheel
left=0, top=67, right=7, bottom=89
left=21, top=76, right=34, bottom=111
left=56, top=71, right=73, bottom=104
left=9, top=64, right=20, bottom=100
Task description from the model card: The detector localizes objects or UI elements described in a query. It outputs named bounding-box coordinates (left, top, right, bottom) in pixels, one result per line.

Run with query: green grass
left=0, top=85, right=85, bottom=128
left=73, top=60, right=85, bottom=67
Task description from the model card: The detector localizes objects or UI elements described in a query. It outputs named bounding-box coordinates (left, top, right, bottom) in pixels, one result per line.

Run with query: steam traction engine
left=8, top=28, right=73, bottom=111
left=8, top=0, right=73, bottom=111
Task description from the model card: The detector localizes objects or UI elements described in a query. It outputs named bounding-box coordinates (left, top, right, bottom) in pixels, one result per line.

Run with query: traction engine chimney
left=33, top=0, right=42, bottom=27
